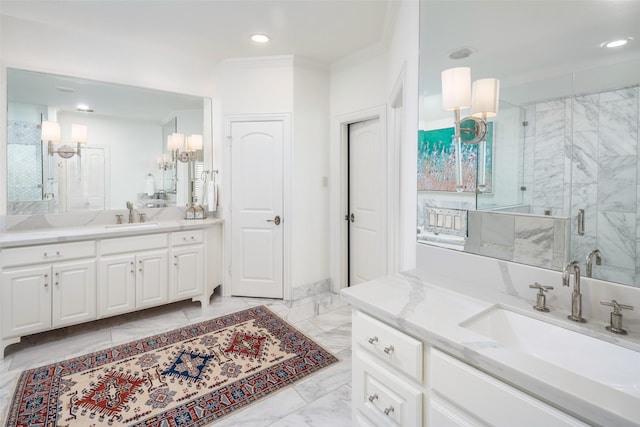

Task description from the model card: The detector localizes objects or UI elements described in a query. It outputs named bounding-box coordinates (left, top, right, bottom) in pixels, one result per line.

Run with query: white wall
left=292, top=58, right=330, bottom=290
left=217, top=56, right=294, bottom=114
left=386, top=0, right=420, bottom=271
left=0, top=15, right=216, bottom=97
left=330, top=53, right=388, bottom=117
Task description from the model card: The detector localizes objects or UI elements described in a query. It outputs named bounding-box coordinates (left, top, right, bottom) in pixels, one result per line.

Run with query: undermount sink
left=104, top=222, right=159, bottom=230
left=460, top=306, right=640, bottom=394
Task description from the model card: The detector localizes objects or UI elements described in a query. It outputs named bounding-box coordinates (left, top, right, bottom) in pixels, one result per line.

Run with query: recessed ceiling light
left=56, top=86, right=75, bottom=93
left=76, top=104, right=93, bottom=112
left=601, top=37, right=633, bottom=48
left=448, top=46, right=475, bottom=60
left=251, top=34, right=270, bottom=44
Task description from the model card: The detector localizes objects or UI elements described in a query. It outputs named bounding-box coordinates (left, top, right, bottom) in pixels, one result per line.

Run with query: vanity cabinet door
left=52, top=260, right=96, bottom=328
left=1, top=265, right=51, bottom=337
left=136, top=249, right=168, bottom=309
left=98, top=254, right=136, bottom=317
left=170, top=244, right=203, bottom=302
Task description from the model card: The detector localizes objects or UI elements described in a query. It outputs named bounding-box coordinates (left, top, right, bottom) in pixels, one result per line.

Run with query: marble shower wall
left=524, top=86, right=640, bottom=286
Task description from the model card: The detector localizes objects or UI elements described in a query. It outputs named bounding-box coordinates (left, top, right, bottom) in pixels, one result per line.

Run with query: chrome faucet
left=585, top=249, right=601, bottom=278
left=563, top=261, right=586, bottom=323
left=126, top=201, right=134, bottom=223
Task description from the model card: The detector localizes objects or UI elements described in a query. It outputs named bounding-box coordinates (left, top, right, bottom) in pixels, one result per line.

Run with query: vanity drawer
left=354, top=350, right=422, bottom=427
left=171, top=229, right=204, bottom=246
left=1, top=241, right=96, bottom=267
left=353, top=310, right=423, bottom=382
left=100, top=233, right=168, bottom=255
left=430, top=349, right=587, bottom=426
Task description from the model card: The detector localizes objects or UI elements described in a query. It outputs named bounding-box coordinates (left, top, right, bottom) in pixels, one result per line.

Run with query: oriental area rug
left=6, top=306, right=338, bottom=426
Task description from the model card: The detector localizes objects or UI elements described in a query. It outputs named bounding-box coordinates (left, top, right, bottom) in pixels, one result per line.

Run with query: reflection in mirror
left=417, top=1, right=640, bottom=287
left=6, top=68, right=209, bottom=214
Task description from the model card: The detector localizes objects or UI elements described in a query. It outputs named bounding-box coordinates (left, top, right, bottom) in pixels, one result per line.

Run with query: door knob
left=267, top=215, right=281, bottom=225
left=350, top=213, right=355, bottom=223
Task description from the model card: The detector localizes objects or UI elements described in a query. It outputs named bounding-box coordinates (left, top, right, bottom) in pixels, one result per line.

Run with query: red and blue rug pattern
left=6, top=305, right=338, bottom=426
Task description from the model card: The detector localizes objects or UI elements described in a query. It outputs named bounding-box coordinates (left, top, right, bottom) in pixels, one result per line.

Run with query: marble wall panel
left=597, top=156, right=636, bottom=212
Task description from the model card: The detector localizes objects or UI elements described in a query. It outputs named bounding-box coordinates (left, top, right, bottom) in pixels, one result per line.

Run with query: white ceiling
left=0, top=0, right=394, bottom=66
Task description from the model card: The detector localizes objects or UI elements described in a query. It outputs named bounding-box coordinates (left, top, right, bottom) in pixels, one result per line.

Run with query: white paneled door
left=230, top=120, right=284, bottom=298
left=348, top=118, right=386, bottom=286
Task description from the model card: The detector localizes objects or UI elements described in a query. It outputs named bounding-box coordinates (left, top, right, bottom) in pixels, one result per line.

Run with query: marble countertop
left=0, top=218, right=223, bottom=248
left=341, top=270, right=640, bottom=426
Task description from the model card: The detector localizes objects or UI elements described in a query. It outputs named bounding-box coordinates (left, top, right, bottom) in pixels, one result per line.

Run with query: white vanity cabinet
left=351, top=308, right=588, bottom=427
left=98, top=233, right=168, bottom=317
left=169, top=230, right=204, bottom=302
left=352, top=310, right=424, bottom=426
left=1, top=241, right=97, bottom=338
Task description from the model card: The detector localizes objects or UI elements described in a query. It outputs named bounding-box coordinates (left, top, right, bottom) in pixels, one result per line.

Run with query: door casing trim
left=330, top=105, right=387, bottom=292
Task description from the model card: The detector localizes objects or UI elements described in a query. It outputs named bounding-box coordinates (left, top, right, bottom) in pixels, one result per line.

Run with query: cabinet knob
left=367, top=336, right=378, bottom=345
left=384, top=345, right=394, bottom=355
left=384, top=406, right=395, bottom=416
left=367, top=393, right=378, bottom=402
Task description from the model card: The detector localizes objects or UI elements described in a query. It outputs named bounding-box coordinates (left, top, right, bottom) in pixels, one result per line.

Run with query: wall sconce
left=167, top=133, right=202, bottom=163
left=158, top=153, right=173, bottom=171
left=41, top=121, right=88, bottom=158
left=441, top=67, right=499, bottom=192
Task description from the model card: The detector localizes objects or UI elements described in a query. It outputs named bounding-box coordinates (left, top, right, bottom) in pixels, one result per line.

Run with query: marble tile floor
left=0, top=289, right=353, bottom=426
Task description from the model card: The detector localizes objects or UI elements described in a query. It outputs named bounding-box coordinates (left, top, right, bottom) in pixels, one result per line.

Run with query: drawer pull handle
left=139, top=260, right=143, bottom=273
left=384, top=345, right=394, bottom=354
left=384, top=406, right=395, bottom=416
left=367, top=393, right=378, bottom=402
left=44, top=273, right=49, bottom=287
left=130, top=261, right=134, bottom=274
left=43, top=251, right=62, bottom=258
left=55, top=272, right=59, bottom=286
left=174, top=256, right=179, bottom=267
left=367, top=336, right=378, bottom=345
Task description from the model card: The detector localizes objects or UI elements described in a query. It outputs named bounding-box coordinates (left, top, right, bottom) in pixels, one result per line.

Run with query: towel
left=207, top=179, right=217, bottom=212
left=145, top=174, right=155, bottom=196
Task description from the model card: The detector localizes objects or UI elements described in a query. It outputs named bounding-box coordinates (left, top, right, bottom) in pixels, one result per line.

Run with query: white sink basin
left=104, top=222, right=159, bottom=231
left=461, top=306, right=640, bottom=394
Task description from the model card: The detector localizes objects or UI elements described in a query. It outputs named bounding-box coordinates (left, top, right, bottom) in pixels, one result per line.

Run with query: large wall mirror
left=418, top=1, right=640, bottom=287
left=6, top=68, right=211, bottom=215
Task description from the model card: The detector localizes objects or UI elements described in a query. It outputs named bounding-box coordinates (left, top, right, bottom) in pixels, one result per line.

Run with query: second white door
left=349, top=118, right=386, bottom=286
left=230, top=120, right=284, bottom=298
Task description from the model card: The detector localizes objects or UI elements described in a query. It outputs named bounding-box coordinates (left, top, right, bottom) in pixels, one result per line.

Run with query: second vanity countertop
left=0, top=218, right=224, bottom=249
left=342, top=270, right=640, bottom=427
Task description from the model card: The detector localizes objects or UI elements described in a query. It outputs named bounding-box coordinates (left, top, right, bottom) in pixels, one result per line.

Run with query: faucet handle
left=530, top=283, right=553, bottom=312
left=600, top=300, right=634, bottom=335
left=600, top=299, right=634, bottom=313
left=529, top=283, right=554, bottom=292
